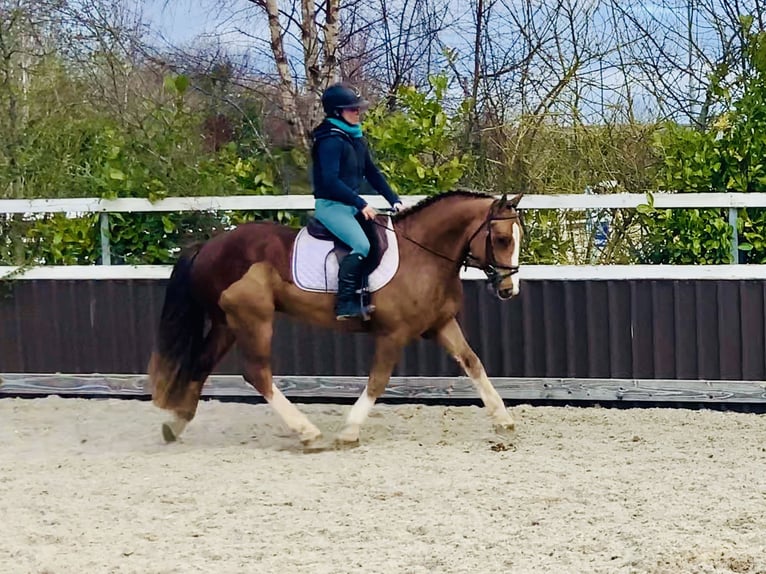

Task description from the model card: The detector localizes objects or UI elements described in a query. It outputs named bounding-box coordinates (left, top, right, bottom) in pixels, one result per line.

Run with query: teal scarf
left=327, top=117, right=363, bottom=138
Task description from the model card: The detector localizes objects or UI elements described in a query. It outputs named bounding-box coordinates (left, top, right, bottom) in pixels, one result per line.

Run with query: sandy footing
left=1, top=397, right=765, bottom=573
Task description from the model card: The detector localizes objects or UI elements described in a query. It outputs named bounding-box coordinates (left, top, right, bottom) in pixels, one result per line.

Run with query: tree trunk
left=300, top=0, right=320, bottom=92
left=322, top=0, right=340, bottom=87
left=263, top=0, right=307, bottom=147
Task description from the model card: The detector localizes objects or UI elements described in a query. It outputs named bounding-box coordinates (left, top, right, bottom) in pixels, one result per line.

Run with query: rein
left=371, top=217, right=456, bottom=264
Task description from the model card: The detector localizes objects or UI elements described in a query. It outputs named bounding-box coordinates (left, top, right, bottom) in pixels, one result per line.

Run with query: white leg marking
left=458, top=358, right=515, bottom=430
left=347, top=389, right=376, bottom=426
left=268, top=386, right=322, bottom=443
left=337, top=388, right=376, bottom=443
left=511, top=220, right=521, bottom=296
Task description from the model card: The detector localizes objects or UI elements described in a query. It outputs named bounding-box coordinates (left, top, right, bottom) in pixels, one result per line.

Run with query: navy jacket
left=311, top=120, right=400, bottom=210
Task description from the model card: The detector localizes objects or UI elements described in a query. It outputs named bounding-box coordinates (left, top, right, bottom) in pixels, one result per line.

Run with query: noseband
left=462, top=209, right=522, bottom=289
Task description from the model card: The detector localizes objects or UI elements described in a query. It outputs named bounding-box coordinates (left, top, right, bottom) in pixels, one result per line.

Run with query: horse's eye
left=496, top=236, right=511, bottom=247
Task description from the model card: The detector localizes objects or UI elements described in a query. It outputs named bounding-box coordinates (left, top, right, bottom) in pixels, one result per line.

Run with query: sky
left=140, top=0, right=222, bottom=45
left=138, top=0, right=273, bottom=72
left=131, top=0, right=728, bottom=124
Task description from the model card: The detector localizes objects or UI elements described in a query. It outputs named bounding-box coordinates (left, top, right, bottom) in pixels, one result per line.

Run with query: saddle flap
left=359, top=214, right=389, bottom=272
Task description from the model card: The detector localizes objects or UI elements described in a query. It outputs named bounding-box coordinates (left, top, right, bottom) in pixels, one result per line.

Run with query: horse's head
left=466, top=193, right=524, bottom=300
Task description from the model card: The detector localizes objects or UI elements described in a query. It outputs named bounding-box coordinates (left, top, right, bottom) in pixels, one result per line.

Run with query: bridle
left=377, top=202, right=523, bottom=290
left=462, top=208, right=522, bottom=290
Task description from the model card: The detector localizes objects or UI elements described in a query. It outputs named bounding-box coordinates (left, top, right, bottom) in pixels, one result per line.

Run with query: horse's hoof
left=493, top=420, right=516, bottom=436
left=334, top=427, right=361, bottom=447
left=300, top=428, right=323, bottom=446
left=302, top=438, right=332, bottom=453
left=334, top=436, right=361, bottom=450
left=162, top=423, right=177, bottom=443
left=490, top=407, right=516, bottom=433
left=162, top=418, right=188, bottom=443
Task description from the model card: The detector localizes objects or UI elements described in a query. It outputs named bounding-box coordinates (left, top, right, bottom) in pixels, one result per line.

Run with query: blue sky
left=132, top=0, right=717, bottom=123
left=139, top=0, right=270, bottom=64
left=141, top=0, right=217, bottom=44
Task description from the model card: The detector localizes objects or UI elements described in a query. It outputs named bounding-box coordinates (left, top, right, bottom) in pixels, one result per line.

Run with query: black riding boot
left=335, top=254, right=373, bottom=320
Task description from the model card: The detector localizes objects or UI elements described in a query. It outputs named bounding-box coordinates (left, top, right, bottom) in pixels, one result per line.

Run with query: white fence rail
left=3, top=263, right=766, bottom=281
left=3, top=192, right=766, bottom=280
left=4, top=191, right=766, bottom=213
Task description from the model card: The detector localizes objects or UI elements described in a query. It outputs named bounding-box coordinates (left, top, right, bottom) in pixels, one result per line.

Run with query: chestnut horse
left=148, top=190, right=524, bottom=446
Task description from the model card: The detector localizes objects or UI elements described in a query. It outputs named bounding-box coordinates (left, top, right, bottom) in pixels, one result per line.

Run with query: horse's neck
left=397, top=198, right=491, bottom=263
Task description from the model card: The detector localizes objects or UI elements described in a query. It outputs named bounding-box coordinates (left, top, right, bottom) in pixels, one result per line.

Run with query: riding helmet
left=321, top=83, right=369, bottom=116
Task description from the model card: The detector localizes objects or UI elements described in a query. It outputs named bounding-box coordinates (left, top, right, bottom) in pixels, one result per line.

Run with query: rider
left=311, top=82, right=403, bottom=320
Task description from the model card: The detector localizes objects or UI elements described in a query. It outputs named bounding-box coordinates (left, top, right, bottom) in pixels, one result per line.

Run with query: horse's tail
left=149, top=248, right=205, bottom=412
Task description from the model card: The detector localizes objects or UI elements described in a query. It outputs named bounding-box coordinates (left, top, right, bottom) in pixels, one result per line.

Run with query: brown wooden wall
left=2, top=279, right=765, bottom=380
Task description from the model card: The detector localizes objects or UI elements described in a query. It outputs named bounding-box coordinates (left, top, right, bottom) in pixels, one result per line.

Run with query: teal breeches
left=314, top=199, right=370, bottom=257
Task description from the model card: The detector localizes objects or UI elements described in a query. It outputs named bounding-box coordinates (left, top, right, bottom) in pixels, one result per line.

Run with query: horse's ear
left=495, top=193, right=508, bottom=210
left=509, top=193, right=523, bottom=208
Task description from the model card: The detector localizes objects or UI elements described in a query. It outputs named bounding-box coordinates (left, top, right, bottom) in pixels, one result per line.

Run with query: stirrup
left=360, top=303, right=376, bottom=321
left=336, top=304, right=376, bottom=321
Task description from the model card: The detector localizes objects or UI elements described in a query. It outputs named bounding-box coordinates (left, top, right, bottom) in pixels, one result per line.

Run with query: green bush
left=363, top=74, right=472, bottom=195
left=639, top=19, right=766, bottom=264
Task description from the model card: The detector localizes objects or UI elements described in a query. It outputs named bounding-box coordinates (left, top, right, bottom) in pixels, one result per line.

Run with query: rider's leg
left=314, top=199, right=371, bottom=319
left=314, top=199, right=371, bottom=257
left=335, top=254, right=369, bottom=319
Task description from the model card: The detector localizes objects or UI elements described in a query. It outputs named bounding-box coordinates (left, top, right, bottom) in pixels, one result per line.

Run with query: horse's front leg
left=436, top=317, right=515, bottom=432
left=336, top=334, right=405, bottom=445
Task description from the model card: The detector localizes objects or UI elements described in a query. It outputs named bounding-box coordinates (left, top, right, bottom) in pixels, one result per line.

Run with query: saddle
left=306, top=212, right=390, bottom=276
left=291, top=213, right=399, bottom=294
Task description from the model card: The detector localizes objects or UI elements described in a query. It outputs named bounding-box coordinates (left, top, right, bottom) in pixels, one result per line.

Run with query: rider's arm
left=316, top=137, right=368, bottom=210
left=363, top=147, right=400, bottom=207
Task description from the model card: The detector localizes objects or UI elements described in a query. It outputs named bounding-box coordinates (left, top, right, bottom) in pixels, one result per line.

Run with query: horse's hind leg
left=222, top=282, right=322, bottom=445
left=435, top=317, right=515, bottom=432
left=162, top=323, right=235, bottom=442
left=238, top=319, right=322, bottom=444
left=336, top=334, right=404, bottom=445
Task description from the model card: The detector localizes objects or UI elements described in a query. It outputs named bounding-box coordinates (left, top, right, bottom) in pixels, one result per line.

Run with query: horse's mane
left=392, top=188, right=494, bottom=222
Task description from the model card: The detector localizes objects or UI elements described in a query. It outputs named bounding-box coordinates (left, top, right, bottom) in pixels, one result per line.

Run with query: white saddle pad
left=291, top=218, right=399, bottom=293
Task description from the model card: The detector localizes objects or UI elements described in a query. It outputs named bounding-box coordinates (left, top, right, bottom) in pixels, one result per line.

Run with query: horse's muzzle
left=496, top=287, right=515, bottom=300
left=484, top=264, right=519, bottom=301
left=485, top=275, right=518, bottom=300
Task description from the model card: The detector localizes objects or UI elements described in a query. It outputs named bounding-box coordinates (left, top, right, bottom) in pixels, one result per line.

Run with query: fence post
left=728, top=207, right=739, bottom=264
left=99, top=212, right=111, bottom=266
